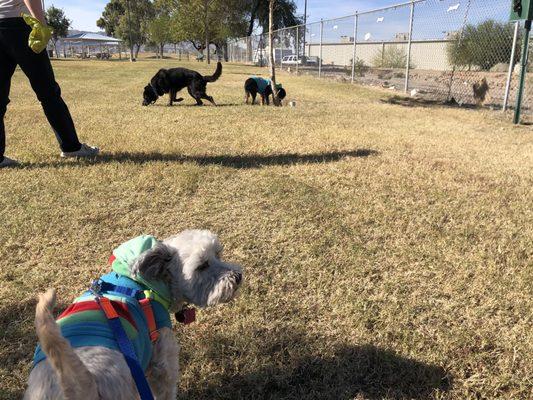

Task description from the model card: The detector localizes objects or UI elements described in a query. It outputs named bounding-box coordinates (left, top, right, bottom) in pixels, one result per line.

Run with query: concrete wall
left=306, top=40, right=453, bottom=70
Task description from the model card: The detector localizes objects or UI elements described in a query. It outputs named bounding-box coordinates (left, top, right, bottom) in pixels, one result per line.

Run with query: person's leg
left=0, top=44, right=17, bottom=163
left=5, top=22, right=81, bottom=152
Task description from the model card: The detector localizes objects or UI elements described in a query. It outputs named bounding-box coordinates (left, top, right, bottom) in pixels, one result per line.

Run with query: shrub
left=372, top=46, right=415, bottom=69
left=349, top=58, right=369, bottom=76
left=447, top=20, right=515, bottom=71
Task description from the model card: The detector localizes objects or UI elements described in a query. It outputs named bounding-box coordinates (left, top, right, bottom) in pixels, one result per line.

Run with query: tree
left=174, top=0, right=247, bottom=63
left=148, top=15, right=172, bottom=58
left=447, top=20, right=516, bottom=71
left=147, top=0, right=176, bottom=58
left=97, top=0, right=124, bottom=36
left=97, top=0, right=154, bottom=60
left=245, top=0, right=301, bottom=37
left=244, top=0, right=300, bottom=63
left=46, top=6, right=71, bottom=58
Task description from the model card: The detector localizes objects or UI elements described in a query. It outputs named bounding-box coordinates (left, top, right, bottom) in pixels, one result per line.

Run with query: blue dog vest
left=33, top=236, right=173, bottom=371
left=251, top=77, right=270, bottom=94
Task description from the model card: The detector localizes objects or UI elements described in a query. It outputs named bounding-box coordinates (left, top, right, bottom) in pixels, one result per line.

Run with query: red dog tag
left=175, top=308, right=196, bottom=325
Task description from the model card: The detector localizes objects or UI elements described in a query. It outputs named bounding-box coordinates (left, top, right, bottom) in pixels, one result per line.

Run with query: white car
left=281, top=55, right=302, bottom=65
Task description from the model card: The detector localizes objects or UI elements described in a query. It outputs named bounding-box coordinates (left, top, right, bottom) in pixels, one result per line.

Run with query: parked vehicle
left=305, top=56, right=319, bottom=65
left=281, top=55, right=303, bottom=65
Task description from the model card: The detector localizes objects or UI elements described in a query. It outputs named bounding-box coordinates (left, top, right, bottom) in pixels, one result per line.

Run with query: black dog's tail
left=204, top=62, right=222, bottom=83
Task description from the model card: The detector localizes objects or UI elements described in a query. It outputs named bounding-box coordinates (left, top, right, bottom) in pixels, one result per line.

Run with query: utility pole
left=302, top=0, right=307, bottom=59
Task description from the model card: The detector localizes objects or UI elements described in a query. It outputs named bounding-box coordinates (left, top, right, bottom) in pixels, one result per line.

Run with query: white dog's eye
left=198, top=261, right=209, bottom=271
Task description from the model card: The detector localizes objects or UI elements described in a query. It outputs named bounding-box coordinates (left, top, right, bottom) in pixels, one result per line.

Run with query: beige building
left=306, top=39, right=453, bottom=70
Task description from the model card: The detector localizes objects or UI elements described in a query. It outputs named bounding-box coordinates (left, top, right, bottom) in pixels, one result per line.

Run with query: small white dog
left=24, top=230, right=243, bottom=400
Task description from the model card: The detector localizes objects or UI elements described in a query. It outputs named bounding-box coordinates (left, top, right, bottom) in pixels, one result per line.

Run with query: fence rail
left=228, top=0, right=532, bottom=120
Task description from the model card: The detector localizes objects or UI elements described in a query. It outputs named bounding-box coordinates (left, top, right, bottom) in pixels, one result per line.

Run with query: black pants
left=0, top=18, right=81, bottom=161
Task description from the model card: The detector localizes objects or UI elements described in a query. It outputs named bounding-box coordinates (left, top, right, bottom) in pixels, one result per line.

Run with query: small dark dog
left=244, top=77, right=286, bottom=106
left=473, top=77, right=489, bottom=106
left=142, top=62, right=222, bottom=106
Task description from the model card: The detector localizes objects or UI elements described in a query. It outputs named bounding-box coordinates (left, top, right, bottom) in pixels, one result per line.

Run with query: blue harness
left=91, top=279, right=157, bottom=400
left=33, top=273, right=173, bottom=400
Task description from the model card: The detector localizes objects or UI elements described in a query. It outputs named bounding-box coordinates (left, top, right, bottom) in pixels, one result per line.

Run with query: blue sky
left=46, top=0, right=404, bottom=31
left=47, top=0, right=509, bottom=34
left=44, top=0, right=108, bottom=31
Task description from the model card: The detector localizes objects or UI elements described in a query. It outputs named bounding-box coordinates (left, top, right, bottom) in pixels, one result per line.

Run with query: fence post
left=514, top=19, right=531, bottom=124
left=296, top=26, right=300, bottom=75
left=319, top=19, right=323, bottom=78
left=405, top=0, right=415, bottom=93
left=351, top=13, right=358, bottom=83
left=447, top=0, right=472, bottom=101
left=504, top=21, right=520, bottom=112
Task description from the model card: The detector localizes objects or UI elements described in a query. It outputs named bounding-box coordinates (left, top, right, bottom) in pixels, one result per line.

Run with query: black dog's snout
left=235, top=272, right=242, bottom=285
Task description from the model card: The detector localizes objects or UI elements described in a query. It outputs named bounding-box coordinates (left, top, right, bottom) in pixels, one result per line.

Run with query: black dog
left=142, top=62, right=222, bottom=106
left=244, top=77, right=286, bottom=106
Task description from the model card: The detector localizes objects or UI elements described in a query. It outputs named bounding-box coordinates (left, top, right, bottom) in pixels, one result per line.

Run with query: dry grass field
left=0, top=58, right=532, bottom=400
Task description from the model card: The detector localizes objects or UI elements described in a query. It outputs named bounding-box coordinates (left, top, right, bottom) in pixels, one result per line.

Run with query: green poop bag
left=22, top=14, right=53, bottom=54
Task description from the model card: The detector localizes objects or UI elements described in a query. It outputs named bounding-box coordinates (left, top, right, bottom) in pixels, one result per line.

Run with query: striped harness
left=32, top=236, right=183, bottom=400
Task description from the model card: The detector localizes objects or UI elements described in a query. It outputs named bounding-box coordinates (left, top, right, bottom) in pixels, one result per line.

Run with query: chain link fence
left=227, top=0, right=532, bottom=121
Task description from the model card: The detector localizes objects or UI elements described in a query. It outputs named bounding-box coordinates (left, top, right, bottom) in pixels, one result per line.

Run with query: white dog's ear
left=131, top=243, right=176, bottom=282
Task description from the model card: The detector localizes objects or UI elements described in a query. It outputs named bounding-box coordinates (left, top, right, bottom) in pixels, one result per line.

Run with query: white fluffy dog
left=24, top=230, right=243, bottom=400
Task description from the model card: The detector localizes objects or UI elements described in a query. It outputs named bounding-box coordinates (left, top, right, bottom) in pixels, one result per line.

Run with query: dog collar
left=149, top=82, right=159, bottom=97
left=175, top=307, right=196, bottom=325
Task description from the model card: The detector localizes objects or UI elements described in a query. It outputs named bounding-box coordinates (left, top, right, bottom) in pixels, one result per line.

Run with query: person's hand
left=22, top=13, right=53, bottom=54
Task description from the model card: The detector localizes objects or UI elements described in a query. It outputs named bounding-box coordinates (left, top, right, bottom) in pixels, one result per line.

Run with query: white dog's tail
left=35, top=289, right=99, bottom=400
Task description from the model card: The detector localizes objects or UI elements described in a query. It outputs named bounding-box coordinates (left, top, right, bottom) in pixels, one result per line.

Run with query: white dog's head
left=130, top=230, right=242, bottom=310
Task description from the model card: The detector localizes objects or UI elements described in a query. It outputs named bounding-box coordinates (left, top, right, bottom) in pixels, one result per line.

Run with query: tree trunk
left=247, top=1, right=258, bottom=37
left=52, top=40, right=59, bottom=58
left=129, top=41, right=135, bottom=61
left=135, top=44, right=140, bottom=59
left=269, top=0, right=280, bottom=106
left=126, top=0, right=135, bottom=61
left=204, top=0, right=210, bottom=64
left=246, top=0, right=260, bottom=62
left=160, top=43, right=164, bottom=59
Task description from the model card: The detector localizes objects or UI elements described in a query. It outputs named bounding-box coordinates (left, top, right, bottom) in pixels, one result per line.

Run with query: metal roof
left=63, top=32, right=122, bottom=43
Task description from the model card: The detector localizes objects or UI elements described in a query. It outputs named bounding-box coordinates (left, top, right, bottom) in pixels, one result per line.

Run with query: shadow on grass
left=178, top=330, right=451, bottom=400
left=0, top=296, right=70, bottom=366
left=0, top=389, right=24, bottom=400
left=27, top=149, right=378, bottom=170
left=0, top=297, right=38, bottom=367
left=1, top=303, right=448, bottom=400
left=150, top=102, right=243, bottom=108
left=382, top=95, right=487, bottom=110
left=0, top=297, right=68, bottom=400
